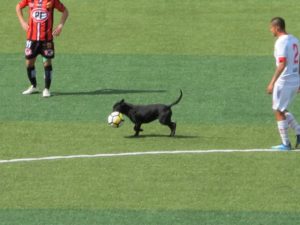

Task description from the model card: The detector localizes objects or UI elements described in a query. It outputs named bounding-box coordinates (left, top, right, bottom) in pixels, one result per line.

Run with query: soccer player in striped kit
left=267, top=17, right=300, bottom=150
left=16, top=0, right=68, bottom=97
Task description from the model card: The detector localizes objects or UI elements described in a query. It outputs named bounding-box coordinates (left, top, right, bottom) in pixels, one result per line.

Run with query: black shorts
left=25, top=40, right=55, bottom=59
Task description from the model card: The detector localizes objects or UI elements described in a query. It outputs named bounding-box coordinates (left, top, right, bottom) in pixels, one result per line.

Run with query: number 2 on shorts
left=293, top=43, right=299, bottom=64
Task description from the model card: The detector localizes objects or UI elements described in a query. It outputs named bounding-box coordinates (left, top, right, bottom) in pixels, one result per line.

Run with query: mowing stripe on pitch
left=0, top=149, right=299, bottom=164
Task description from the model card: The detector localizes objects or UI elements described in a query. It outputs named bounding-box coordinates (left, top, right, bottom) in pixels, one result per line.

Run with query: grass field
left=1, top=0, right=300, bottom=224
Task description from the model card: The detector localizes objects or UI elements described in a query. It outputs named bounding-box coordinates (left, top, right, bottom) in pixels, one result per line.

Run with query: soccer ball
left=108, top=111, right=124, bottom=128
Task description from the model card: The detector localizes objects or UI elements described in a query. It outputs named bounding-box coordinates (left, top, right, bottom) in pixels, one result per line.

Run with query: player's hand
left=267, top=83, right=273, bottom=94
left=52, top=24, right=63, bottom=37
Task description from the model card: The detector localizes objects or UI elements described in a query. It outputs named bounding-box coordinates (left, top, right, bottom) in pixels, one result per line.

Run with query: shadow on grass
left=124, top=134, right=199, bottom=139
left=53, top=89, right=167, bottom=96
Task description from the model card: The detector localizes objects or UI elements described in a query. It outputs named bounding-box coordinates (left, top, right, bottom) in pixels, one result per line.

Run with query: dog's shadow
left=53, top=89, right=166, bottom=96
left=124, top=134, right=198, bottom=139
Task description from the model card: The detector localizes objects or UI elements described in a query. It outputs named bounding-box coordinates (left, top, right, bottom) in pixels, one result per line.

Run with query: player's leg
left=285, top=111, right=300, bottom=134
left=23, top=41, right=39, bottom=94
left=41, top=41, right=55, bottom=97
left=285, top=111, right=300, bottom=148
left=26, top=58, right=37, bottom=87
left=22, top=58, right=38, bottom=94
left=42, top=58, right=52, bottom=97
left=272, top=110, right=291, bottom=150
left=271, top=84, right=293, bottom=150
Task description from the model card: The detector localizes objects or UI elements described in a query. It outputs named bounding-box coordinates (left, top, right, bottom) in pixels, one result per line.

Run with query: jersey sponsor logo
left=31, top=9, right=49, bottom=23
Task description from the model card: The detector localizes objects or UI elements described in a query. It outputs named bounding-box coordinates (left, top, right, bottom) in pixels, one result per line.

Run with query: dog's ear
left=120, top=99, right=125, bottom=103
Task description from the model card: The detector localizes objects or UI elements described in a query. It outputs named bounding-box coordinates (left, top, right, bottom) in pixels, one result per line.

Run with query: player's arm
left=298, top=59, right=300, bottom=92
left=16, top=3, right=28, bottom=32
left=52, top=7, right=69, bottom=37
left=267, top=58, right=286, bottom=94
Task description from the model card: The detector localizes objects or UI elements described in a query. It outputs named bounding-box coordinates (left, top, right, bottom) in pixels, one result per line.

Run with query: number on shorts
left=26, top=40, right=32, bottom=48
left=293, top=43, right=299, bottom=64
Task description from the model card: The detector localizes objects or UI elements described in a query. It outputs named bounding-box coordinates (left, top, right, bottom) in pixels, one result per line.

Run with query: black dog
left=113, top=90, right=183, bottom=137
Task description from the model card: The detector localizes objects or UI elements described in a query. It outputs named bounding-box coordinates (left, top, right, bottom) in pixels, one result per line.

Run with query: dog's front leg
left=134, top=123, right=142, bottom=137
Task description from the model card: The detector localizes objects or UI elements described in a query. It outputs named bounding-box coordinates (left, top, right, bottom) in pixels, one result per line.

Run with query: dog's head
left=113, top=99, right=126, bottom=113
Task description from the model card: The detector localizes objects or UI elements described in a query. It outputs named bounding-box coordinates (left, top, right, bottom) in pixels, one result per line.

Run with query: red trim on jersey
left=278, top=57, right=286, bottom=63
left=18, top=0, right=66, bottom=41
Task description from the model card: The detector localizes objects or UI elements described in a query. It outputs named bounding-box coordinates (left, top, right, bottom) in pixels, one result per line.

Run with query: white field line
left=0, top=149, right=299, bottom=164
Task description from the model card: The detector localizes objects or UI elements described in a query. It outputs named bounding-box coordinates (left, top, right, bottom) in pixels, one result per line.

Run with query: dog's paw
left=170, top=132, right=176, bottom=137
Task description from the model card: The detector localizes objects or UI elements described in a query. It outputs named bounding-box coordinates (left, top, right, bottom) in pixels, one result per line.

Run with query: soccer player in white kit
left=267, top=17, right=300, bottom=150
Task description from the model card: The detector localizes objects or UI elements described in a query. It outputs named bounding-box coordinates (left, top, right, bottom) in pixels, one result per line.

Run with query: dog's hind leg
left=169, top=122, right=176, bottom=136
left=159, top=113, right=176, bottom=136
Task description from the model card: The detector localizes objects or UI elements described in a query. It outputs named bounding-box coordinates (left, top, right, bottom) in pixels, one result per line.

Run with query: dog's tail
left=168, top=89, right=183, bottom=108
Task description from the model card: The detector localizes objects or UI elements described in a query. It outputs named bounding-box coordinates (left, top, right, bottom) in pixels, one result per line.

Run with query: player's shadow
left=53, top=89, right=166, bottom=96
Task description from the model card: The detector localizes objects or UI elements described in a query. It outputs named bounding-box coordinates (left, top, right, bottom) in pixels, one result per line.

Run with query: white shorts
left=272, top=83, right=298, bottom=112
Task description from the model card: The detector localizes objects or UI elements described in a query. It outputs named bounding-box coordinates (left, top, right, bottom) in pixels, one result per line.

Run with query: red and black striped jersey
left=18, top=0, right=65, bottom=41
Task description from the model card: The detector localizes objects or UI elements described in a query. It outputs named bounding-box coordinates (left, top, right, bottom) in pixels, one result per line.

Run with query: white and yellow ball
left=108, top=111, right=124, bottom=128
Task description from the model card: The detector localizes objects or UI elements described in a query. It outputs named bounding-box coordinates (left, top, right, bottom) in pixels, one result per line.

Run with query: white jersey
left=274, top=34, right=300, bottom=86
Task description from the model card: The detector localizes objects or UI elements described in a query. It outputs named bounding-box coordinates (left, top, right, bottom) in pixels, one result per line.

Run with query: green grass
left=0, top=121, right=286, bottom=159
left=1, top=53, right=275, bottom=123
left=3, top=0, right=300, bottom=56
left=2, top=154, right=300, bottom=210
left=1, top=154, right=300, bottom=224
left=1, top=209, right=300, bottom=225
left=1, top=0, right=300, bottom=224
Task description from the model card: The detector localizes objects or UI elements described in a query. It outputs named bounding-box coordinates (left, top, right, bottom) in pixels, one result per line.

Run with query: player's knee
left=26, top=59, right=35, bottom=68
left=26, top=65, right=35, bottom=70
left=43, top=58, right=52, bottom=67
left=275, top=110, right=286, bottom=121
left=44, top=65, right=53, bottom=72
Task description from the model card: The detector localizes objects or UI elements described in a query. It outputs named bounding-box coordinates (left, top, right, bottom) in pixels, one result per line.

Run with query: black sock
left=26, top=66, right=37, bottom=87
left=44, top=65, right=53, bottom=89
